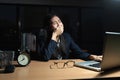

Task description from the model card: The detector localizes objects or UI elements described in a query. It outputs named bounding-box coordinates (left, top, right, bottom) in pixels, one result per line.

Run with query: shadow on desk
left=0, top=69, right=4, bottom=73
left=72, top=77, right=120, bottom=80
left=71, top=67, right=120, bottom=80
left=96, top=66, right=120, bottom=77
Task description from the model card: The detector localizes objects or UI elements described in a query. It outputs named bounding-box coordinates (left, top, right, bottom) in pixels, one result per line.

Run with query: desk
left=0, top=59, right=120, bottom=80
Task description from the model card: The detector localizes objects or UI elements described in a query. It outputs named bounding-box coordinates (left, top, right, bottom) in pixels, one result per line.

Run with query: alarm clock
left=17, top=51, right=31, bottom=66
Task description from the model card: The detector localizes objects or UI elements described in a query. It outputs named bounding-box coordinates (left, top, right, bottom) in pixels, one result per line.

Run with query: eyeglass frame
left=50, top=60, right=75, bottom=69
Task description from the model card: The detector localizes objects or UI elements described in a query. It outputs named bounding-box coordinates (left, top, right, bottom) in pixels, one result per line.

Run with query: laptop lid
left=74, top=31, right=120, bottom=71
left=101, top=31, right=120, bottom=71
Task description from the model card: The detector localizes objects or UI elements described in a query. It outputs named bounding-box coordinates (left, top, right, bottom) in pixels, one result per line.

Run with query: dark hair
left=43, top=13, right=59, bottom=43
left=37, top=13, right=67, bottom=60
left=41, top=13, right=58, bottom=49
left=43, top=13, right=57, bottom=32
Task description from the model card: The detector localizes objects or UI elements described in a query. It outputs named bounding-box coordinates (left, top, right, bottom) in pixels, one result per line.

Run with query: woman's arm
left=67, top=33, right=102, bottom=61
left=38, top=39, right=57, bottom=61
left=63, top=33, right=90, bottom=60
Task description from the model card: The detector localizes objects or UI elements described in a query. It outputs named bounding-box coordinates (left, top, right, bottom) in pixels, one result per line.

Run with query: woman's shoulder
left=63, top=32, right=70, bottom=36
left=62, top=32, right=71, bottom=39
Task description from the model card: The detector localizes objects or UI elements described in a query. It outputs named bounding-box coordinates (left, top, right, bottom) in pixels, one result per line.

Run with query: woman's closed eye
left=58, top=19, right=62, bottom=23
left=52, top=21, right=57, bottom=26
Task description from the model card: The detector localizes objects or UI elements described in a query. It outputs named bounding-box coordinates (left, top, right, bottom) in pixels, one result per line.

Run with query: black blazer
left=38, top=33, right=90, bottom=61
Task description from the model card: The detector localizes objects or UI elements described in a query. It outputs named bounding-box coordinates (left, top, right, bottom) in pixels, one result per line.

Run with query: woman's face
left=50, top=15, right=64, bottom=33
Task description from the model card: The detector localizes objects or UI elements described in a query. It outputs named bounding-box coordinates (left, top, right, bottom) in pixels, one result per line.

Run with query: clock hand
left=20, top=57, right=25, bottom=61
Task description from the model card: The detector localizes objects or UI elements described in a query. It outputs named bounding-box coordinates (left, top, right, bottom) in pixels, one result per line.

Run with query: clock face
left=17, top=53, right=30, bottom=66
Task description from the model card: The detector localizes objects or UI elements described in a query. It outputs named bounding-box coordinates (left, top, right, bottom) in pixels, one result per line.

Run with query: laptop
left=74, top=31, right=120, bottom=72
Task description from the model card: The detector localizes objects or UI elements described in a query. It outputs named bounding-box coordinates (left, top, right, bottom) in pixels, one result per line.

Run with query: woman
left=38, top=13, right=102, bottom=61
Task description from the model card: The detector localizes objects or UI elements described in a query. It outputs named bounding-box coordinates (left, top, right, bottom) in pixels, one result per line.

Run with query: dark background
left=0, top=0, right=120, bottom=57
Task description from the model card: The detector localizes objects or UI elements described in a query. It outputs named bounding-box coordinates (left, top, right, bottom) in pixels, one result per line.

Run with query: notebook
left=74, top=31, right=120, bottom=72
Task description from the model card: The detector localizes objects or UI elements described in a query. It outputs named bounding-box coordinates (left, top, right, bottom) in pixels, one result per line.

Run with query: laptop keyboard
left=89, top=63, right=101, bottom=68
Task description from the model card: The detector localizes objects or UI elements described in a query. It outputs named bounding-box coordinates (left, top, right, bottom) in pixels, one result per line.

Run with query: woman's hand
left=51, top=26, right=64, bottom=42
left=53, top=25, right=64, bottom=36
left=89, top=55, right=103, bottom=61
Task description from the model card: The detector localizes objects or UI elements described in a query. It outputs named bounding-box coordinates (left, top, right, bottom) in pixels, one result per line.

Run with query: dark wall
left=20, top=6, right=49, bottom=32
left=0, top=5, right=19, bottom=50
left=0, top=5, right=104, bottom=54
left=104, top=0, right=120, bottom=32
left=80, top=8, right=104, bottom=54
left=0, top=0, right=102, bottom=7
left=0, top=0, right=120, bottom=54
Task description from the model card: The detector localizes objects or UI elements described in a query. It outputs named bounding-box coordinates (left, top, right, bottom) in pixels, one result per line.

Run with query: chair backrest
left=21, top=33, right=36, bottom=52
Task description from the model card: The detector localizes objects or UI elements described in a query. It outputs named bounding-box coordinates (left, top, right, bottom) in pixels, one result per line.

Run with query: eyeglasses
left=50, top=60, right=75, bottom=69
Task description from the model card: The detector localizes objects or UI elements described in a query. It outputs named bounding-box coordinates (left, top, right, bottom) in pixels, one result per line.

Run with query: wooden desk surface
left=0, top=59, right=120, bottom=80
